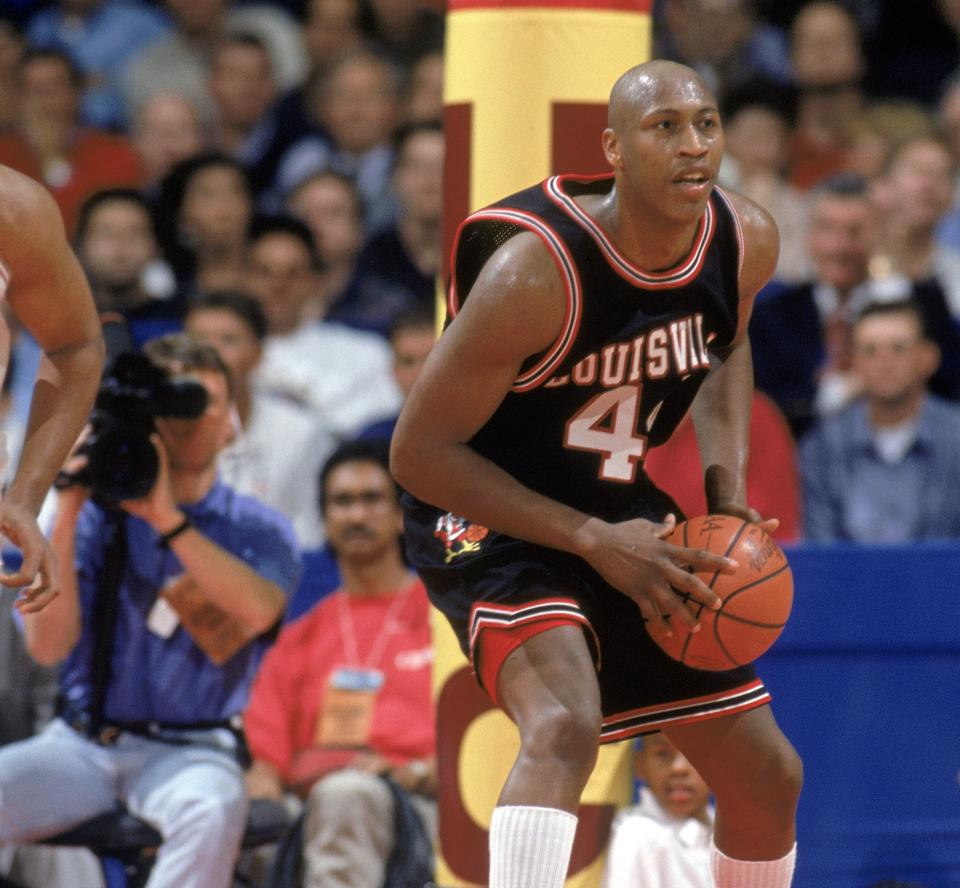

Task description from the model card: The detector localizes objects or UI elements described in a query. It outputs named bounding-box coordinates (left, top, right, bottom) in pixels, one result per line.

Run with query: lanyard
left=336, top=582, right=415, bottom=671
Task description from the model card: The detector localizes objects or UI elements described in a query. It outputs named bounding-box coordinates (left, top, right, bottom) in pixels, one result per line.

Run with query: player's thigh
left=0, top=720, right=116, bottom=841
left=662, top=704, right=802, bottom=800
left=496, top=624, right=601, bottom=733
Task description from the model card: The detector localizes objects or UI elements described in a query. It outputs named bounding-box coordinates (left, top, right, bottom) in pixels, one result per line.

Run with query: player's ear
left=602, top=128, right=621, bottom=170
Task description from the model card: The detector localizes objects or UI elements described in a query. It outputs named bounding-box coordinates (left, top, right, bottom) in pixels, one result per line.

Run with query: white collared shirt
left=602, top=787, right=715, bottom=888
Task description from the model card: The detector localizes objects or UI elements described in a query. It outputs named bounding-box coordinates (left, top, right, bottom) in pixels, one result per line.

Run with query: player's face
left=155, top=369, right=234, bottom=473
left=635, top=734, right=711, bottom=821
left=852, top=313, right=939, bottom=406
left=323, top=461, right=403, bottom=565
left=604, top=78, right=724, bottom=226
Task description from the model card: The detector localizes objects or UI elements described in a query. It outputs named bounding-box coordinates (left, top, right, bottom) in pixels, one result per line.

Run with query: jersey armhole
left=447, top=209, right=582, bottom=393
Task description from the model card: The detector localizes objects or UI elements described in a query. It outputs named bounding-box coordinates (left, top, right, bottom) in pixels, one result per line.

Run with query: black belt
left=68, top=715, right=251, bottom=767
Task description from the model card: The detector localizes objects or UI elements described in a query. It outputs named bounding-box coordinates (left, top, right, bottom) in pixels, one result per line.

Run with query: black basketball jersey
left=447, top=174, right=744, bottom=523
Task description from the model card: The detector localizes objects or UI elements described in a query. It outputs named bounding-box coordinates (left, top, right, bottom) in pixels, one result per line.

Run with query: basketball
left=655, top=514, right=793, bottom=671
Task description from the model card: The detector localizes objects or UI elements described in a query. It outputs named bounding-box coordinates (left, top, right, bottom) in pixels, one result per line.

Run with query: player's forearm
left=23, top=503, right=83, bottom=665
left=690, top=340, right=753, bottom=512
left=163, top=523, right=286, bottom=634
left=6, top=335, right=104, bottom=516
left=391, top=432, right=600, bottom=557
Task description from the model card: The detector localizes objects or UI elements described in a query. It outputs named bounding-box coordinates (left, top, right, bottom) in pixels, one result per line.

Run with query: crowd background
left=0, top=0, right=959, bottom=886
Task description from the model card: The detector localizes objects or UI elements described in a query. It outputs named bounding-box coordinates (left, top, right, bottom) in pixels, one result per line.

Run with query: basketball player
left=0, top=166, right=104, bottom=612
left=391, top=60, right=802, bottom=887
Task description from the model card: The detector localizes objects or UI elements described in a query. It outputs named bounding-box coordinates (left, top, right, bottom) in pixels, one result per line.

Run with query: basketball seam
left=714, top=562, right=792, bottom=664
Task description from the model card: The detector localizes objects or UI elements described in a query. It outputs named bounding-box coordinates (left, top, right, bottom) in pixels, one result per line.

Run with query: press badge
left=146, top=595, right=181, bottom=638
left=315, top=668, right=384, bottom=747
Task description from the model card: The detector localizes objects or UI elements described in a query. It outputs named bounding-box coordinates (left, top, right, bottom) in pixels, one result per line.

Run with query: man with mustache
left=244, top=438, right=436, bottom=888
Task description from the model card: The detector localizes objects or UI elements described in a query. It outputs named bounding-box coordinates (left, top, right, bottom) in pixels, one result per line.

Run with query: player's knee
left=729, top=741, right=803, bottom=811
left=519, top=698, right=601, bottom=775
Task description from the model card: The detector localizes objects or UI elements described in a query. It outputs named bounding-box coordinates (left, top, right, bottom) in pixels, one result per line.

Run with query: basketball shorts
left=404, top=500, right=771, bottom=745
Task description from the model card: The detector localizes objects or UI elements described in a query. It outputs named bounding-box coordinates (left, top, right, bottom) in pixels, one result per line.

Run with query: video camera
left=58, top=351, right=209, bottom=506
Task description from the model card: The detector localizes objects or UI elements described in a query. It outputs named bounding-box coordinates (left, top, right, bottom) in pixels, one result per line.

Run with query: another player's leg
left=489, top=623, right=602, bottom=888
left=664, top=704, right=802, bottom=887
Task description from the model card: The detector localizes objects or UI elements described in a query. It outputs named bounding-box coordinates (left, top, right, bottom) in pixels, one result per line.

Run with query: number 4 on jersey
left=563, top=385, right=648, bottom=483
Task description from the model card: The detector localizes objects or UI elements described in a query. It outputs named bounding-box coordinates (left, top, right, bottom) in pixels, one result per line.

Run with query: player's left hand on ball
left=0, top=503, right=60, bottom=612
left=713, top=502, right=779, bottom=536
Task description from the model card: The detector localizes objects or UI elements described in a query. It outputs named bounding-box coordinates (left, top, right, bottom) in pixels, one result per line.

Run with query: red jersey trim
left=468, top=596, right=602, bottom=670
left=544, top=174, right=716, bottom=289
left=448, top=208, right=583, bottom=392
left=714, top=186, right=744, bottom=281
left=599, top=679, right=771, bottom=743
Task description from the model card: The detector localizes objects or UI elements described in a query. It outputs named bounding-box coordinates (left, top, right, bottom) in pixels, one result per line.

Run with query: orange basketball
left=656, top=514, right=793, bottom=671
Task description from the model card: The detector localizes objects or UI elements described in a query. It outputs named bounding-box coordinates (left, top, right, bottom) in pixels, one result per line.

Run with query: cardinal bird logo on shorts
left=435, top=513, right=489, bottom=563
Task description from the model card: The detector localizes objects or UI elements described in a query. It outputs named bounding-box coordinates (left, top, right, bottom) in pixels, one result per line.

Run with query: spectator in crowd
left=0, top=19, right=25, bottom=133
left=185, top=290, right=335, bottom=549
left=74, top=188, right=182, bottom=354
left=273, top=49, right=402, bottom=233
left=875, top=133, right=960, bottom=318
left=800, top=300, right=960, bottom=542
left=208, top=31, right=296, bottom=197
left=643, top=390, right=802, bottom=542
left=360, top=0, right=444, bottom=69
left=0, top=575, right=102, bottom=888
left=124, top=0, right=308, bottom=125
left=0, top=48, right=143, bottom=236
left=303, top=0, right=364, bottom=78
left=356, top=305, right=436, bottom=442
left=843, top=100, right=934, bottom=185
left=131, top=91, right=209, bottom=195
left=269, top=0, right=366, bottom=159
left=336, top=120, right=442, bottom=335
left=656, top=0, right=791, bottom=101
left=718, top=78, right=809, bottom=282
left=935, top=71, right=960, bottom=254
left=245, top=438, right=436, bottom=888
left=602, top=734, right=714, bottom=888
left=0, top=333, right=300, bottom=888
left=25, top=0, right=170, bottom=131
left=286, top=170, right=365, bottom=325
left=401, top=49, right=443, bottom=125
left=750, top=173, right=960, bottom=439
left=245, top=214, right=401, bottom=437
left=786, top=1, right=866, bottom=190
left=156, top=151, right=254, bottom=298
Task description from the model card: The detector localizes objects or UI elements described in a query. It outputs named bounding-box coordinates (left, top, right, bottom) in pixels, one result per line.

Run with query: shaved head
left=608, top=60, right=716, bottom=133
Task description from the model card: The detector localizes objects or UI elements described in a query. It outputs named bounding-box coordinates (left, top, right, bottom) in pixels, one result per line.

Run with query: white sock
left=489, top=804, right=578, bottom=888
left=711, top=842, right=796, bottom=888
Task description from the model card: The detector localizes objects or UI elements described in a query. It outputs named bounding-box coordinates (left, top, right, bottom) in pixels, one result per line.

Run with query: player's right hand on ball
left=574, top=514, right=738, bottom=640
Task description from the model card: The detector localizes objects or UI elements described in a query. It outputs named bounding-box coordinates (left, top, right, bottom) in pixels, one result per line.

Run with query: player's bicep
left=396, top=232, right=566, bottom=446
left=0, top=174, right=101, bottom=353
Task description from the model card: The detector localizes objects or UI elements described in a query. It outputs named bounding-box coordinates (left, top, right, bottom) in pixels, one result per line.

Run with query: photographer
left=0, top=334, right=301, bottom=888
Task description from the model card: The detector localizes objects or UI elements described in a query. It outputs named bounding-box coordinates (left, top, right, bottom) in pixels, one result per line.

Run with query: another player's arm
left=691, top=192, right=779, bottom=528
left=392, top=233, right=733, bottom=634
left=0, top=169, right=104, bottom=606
